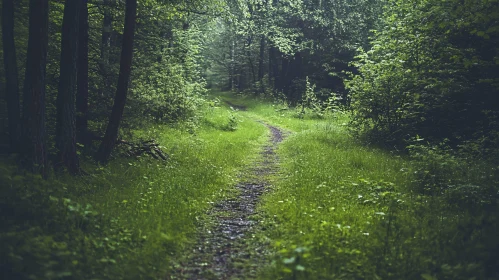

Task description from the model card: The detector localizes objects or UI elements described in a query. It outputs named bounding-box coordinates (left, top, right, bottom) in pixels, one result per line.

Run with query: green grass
left=2, top=91, right=498, bottom=279
left=212, top=91, right=499, bottom=280
left=0, top=103, right=268, bottom=279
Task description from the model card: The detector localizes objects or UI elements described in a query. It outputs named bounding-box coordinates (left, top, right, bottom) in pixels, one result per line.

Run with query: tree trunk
left=280, top=56, right=289, bottom=93
left=96, top=0, right=137, bottom=164
left=288, top=52, right=303, bottom=102
left=247, top=54, right=256, bottom=87
left=258, top=35, right=265, bottom=81
left=2, top=0, right=21, bottom=153
left=99, top=0, right=113, bottom=97
left=22, top=0, right=49, bottom=175
left=76, top=0, right=89, bottom=147
left=268, top=46, right=273, bottom=82
left=269, top=46, right=279, bottom=90
left=56, top=0, right=81, bottom=174
left=229, top=40, right=235, bottom=90
left=101, top=0, right=112, bottom=63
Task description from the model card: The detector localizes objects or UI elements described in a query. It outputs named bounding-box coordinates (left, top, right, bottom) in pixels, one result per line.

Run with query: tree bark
left=99, top=0, right=113, bottom=97
left=258, top=35, right=265, bottom=81
left=56, top=0, right=81, bottom=174
left=101, top=0, right=112, bottom=63
left=288, top=52, right=303, bottom=102
left=280, top=56, right=289, bottom=93
left=96, top=0, right=137, bottom=164
left=22, top=0, right=49, bottom=175
left=247, top=53, right=256, bottom=87
left=2, top=0, right=21, bottom=153
left=229, top=40, right=235, bottom=90
left=269, top=46, right=279, bottom=90
left=76, top=0, right=89, bottom=147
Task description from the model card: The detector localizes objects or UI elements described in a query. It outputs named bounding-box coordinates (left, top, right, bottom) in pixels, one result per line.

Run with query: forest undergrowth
left=1, top=91, right=498, bottom=279
left=218, top=92, right=499, bottom=280
left=0, top=98, right=267, bottom=279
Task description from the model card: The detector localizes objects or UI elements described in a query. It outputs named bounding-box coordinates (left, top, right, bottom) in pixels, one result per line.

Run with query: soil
left=170, top=122, right=285, bottom=280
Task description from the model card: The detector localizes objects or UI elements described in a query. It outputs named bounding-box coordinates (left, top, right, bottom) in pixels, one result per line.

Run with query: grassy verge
left=0, top=103, right=267, bottom=279
left=214, top=91, right=499, bottom=279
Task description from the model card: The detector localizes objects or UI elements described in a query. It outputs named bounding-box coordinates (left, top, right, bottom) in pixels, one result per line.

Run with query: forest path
left=171, top=118, right=285, bottom=280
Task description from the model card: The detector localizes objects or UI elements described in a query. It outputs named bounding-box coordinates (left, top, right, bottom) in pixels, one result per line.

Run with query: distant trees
left=205, top=0, right=383, bottom=103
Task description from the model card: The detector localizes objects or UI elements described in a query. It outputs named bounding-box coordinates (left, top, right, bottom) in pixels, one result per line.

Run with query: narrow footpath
left=172, top=120, right=285, bottom=279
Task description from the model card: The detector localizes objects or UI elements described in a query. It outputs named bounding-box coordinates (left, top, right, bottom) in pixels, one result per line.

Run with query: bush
left=346, top=0, right=499, bottom=149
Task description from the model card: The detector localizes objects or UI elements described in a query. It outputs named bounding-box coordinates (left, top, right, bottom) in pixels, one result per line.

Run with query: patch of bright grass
left=0, top=104, right=268, bottom=279
left=211, top=91, right=499, bottom=279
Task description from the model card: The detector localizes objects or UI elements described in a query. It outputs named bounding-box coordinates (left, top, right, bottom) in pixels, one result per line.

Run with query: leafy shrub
left=296, top=77, right=343, bottom=119
left=0, top=163, right=145, bottom=279
left=128, top=26, right=208, bottom=127
left=346, top=0, right=499, bottom=148
left=223, top=111, right=239, bottom=131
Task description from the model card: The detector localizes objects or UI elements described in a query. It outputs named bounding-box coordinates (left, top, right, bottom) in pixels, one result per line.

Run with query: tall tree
left=96, top=0, right=137, bottom=163
left=258, top=35, right=265, bottom=81
left=22, top=0, right=49, bottom=175
left=76, top=0, right=89, bottom=146
left=100, top=0, right=113, bottom=96
left=101, top=0, right=113, bottom=63
left=55, top=0, right=81, bottom=174
left=2, top=0, right=21, bottom=153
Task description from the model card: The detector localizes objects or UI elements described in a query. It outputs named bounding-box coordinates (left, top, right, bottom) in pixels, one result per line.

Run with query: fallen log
left=117, top=139, right=169, bottom=161
left=87, top=132, right=168, bottom=161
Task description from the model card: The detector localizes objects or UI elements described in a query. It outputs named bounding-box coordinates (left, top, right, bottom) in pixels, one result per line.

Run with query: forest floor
left=2, top=91, right=497, bottom=280
left=173, top=110, right=287, bottom=279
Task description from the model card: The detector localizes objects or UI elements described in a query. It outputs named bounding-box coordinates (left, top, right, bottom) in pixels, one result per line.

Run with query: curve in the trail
left=173, top=122, right=285, bottom=280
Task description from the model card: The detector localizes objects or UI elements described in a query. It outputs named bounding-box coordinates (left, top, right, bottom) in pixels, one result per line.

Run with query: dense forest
left=1, top=0, right=498, bottom=279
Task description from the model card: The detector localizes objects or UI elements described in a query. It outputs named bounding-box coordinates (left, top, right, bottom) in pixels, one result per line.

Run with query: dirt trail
left=172, top=121, right=285, bottom=280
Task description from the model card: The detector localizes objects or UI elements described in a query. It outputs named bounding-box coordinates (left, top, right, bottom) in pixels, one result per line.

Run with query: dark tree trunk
left=96, top=0, right=137, bottom=164
left=244, top=36, right=256, bottom=88
left=76, top=0, right=89, bottom=147
left=2, top=0, right=21, bottom=153
left=56, top=0, right=81, bottom=174
left=269, top=46, right=279, bottom=90
left=22, top=0, right=49, bottom=175
left=280, top=56, right=289, bottom=93
left=99, top=0, right=113, bottom=97
left=268, top=46, right=273, bottom=82
left=288, top=52, right=303, bottom=102
left=101, top=0, right=112, bottom=63
left=258, top=35, right=265, bottom=81
left=248, top=54, right=256, bottom=87
left=229, top=40, right=235, bottom=90
left=238, top=68, right=245, bottom=91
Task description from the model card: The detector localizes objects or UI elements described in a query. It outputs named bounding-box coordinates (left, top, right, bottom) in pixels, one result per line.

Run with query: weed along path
left=173, top=119, right=285, bottom=280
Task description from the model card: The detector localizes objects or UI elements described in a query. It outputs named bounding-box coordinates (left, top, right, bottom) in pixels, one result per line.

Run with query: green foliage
left=296, top=77, right=345, bottom=119
left=204, top=0, right=384, bottom=100
left=0, top=102, right=267, bottom=279
left=126, top=9, right=211, bottom=128
left=0, top=164, right=139, bottom=279
left=130, top=56, right=206, bottom=124
left=224, top=97, right=499, bottom=280
left=297, top=77, right=320, bottom=119
left=347, top=0, right=499, bottom=150
left=224, top=111, right=240, bottom=131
